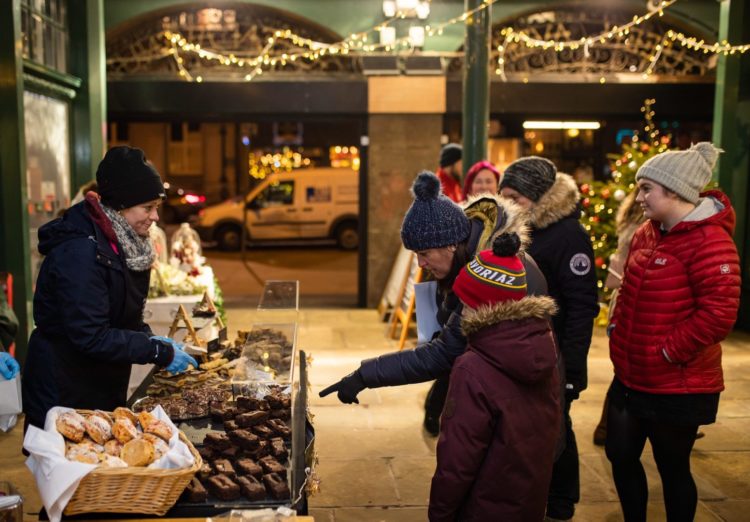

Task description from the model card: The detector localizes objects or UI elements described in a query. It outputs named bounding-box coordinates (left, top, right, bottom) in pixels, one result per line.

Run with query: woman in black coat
left=22, top=146, right=196, bottom=429
left=320, top=171, right=547, bottom=404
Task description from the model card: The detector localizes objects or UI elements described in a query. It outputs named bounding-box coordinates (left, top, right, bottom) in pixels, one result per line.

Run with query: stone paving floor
left=2, top=307, right=749, bottom=521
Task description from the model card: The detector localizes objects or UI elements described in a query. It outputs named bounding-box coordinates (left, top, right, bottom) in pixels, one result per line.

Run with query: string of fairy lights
left=157, top=0, right=748, bottom=82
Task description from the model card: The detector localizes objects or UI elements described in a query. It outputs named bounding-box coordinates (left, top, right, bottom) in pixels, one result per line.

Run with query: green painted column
left=461, top=0, right=491, bottom=176
left=711, top=0, right=750, bottom=329
left=69, top=0, right=107, bottom=190
left=0, top=0, right=32, bottom=362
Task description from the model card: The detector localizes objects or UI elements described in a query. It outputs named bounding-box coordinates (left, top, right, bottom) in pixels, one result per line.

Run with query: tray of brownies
left=129, top=315, right=312, bottom=517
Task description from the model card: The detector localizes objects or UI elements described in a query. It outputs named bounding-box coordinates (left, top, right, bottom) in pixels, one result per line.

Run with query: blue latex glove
left=166, top=349, right=198, bottom=375
left=150, top=335, right=185, bottom=351
left=0, top=352, right=20, bottom=380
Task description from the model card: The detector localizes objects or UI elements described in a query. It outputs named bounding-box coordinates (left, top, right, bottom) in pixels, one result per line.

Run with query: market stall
left=24, top=280, right=315, bottom=520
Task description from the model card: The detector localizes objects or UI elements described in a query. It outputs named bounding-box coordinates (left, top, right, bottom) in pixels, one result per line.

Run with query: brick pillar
left=366, top=77, right=445, bottom=306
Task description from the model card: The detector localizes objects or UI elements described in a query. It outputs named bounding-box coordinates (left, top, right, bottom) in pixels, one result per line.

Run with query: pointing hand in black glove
left=319, top=369, right=366, bottom=404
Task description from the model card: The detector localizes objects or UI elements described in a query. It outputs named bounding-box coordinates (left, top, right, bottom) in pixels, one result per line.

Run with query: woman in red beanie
left=462, top=160, right=500, bottom=199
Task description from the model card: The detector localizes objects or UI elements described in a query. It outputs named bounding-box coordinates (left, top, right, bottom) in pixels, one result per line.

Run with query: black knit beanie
left=439, top=143, right=462, bottom=168
left=500, top=156, right=557, bottom=202
left=400, top=171, right=470, bottom=251
left=96, top=146, right=166, bottom=210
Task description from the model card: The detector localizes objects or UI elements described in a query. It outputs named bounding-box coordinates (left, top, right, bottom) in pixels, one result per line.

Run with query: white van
left=193, top=167, right=359, bottom=250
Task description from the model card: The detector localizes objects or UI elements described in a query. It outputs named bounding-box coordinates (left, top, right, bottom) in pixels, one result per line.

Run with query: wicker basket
left=62, top=411, right=202, bottom=516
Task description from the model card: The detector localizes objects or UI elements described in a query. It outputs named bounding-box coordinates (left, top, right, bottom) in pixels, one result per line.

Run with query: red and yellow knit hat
left=453, top=233, right=527, bottom=309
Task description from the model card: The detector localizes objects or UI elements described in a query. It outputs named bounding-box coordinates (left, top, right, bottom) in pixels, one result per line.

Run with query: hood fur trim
left=463, top=192, right=531, bottom=254
left=461, top=295, right=558, bottom=336
left=528, top=173, right=580, bottom=230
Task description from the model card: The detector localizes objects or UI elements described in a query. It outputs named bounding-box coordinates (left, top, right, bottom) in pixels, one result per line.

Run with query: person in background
left=606, top=143, right=740, bottom=522
left=429, top=232, right=561, bottom=522
left=436, top=143, right=463, bottom=203
left=0, top=290, right=20, bottom=380
left=462, top=160, right=501, bottom=199
left=499, top=157, right=599, bottom=522
left=22, top=146, right=197, bottom=429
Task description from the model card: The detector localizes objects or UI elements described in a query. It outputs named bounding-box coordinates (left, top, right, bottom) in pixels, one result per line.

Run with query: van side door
left=298, top=181, right=333, bottom=238
left=247, top=180, right=299, bottom=239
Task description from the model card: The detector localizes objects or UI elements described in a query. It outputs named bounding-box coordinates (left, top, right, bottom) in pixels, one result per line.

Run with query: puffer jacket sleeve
left=429, top=363, right=493, bottom=521
left=52, top=238, right=158, bottom=364
left=659, top=228, right=741, bottom=363
left=554, top=223, right=599, bottom=391
left=359, top=304, right=465, bottom=387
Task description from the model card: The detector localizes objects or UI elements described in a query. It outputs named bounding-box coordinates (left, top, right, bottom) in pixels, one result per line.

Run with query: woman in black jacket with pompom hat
left=320, top=171, right=548, bottom=413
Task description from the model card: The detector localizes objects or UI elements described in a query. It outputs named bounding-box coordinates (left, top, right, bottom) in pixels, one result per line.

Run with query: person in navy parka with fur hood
left=22, top=146, right=196, bottom=429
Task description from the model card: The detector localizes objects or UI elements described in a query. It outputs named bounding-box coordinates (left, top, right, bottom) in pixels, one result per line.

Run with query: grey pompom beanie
left=400, top=171, right=471, bottom=251
left=499, top=156, right=557, bottom=202
left=635, top=142, right=721, bottom=204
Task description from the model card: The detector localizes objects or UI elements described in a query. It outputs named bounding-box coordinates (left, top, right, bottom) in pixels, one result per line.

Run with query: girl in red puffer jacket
left=607, top=142, right=741, bottom=522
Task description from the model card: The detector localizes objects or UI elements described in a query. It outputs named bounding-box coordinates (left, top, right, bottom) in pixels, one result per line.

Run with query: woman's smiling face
left=120, top=198, right=161, bottom=237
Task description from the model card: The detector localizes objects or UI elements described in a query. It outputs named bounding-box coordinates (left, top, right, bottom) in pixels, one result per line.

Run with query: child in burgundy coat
left=429, top=232, right=561, bottom=521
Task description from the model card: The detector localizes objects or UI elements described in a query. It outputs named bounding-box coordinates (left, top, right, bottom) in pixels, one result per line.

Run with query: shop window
left=168, top=122, right=203, bottom=175
left=21, top=0, right=68, bottom=73
left=24, top=91, right=71, bottom=283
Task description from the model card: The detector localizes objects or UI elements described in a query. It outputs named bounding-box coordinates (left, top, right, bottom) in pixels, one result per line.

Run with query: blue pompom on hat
left=400, top=171, right=471, bottom=251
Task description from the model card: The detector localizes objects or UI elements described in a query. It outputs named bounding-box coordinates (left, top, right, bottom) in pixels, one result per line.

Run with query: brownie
left=269, top=437, right=287, bottom=459
left=270, top=408, right=290, bottom=420
left=236, top=396, right=262, bottom=411
left=251, top=423, right=274, bottom=438
left=263, top=472, right=290, bottom=500
left=212, top=405, right=239, bottom=422
left=259, top=455, right=286, bottom=478
left=204, top=431, right=231, bottom=450
left=228, top=429, right=260, bottom=450
left=266, top=419, right=291, bottom=439
left=186, top=402, right=208, bottom=417
left=223, top=420, right=239, bottom=432
left=197, top=462, right=213, bottom=481
left=212, top=458, right=237, bottom=481
left=237, top=475, right=266, bottom=501
left=219, top=445, right=241, bottom=459
left=264, top=394, right=287, bottom=410
left=248, top=440, right=269, bottom=459
left=181, top=477, right=208, bottom=503
left=235, top=457, right=263, bottom=478
left=206, top=474, right=240, bottom=501
left=197, top=446, right=215, bottom=461
left=236, top=410, right=269, bottom=427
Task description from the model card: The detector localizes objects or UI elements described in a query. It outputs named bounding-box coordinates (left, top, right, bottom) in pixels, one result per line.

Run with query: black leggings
left=605, top=401, right=699, bottom=522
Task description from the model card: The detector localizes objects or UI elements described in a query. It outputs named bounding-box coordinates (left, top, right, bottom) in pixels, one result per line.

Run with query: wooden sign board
left=377, top=245, right=414, bottom=321
left=388, top=253, right=422, bottom=350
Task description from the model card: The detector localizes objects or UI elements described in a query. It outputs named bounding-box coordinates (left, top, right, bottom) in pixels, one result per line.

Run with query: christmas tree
left=580, top=99, right=671, bottom=307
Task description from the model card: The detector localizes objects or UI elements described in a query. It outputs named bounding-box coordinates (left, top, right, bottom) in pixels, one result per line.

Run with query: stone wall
left=366, top=113, right=442, bottom=306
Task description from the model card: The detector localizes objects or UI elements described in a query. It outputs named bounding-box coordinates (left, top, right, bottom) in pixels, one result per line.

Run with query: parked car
left=160, top=183, right=207, bottom=224
left=193, top=168, right=359, bottom=250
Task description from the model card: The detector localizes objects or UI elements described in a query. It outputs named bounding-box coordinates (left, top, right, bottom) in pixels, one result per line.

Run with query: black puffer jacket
left=359, top=194, right=548, bottom=387
left=22, top=200, right=172, bottom=428
left=525, top=173, right=600, bottom=394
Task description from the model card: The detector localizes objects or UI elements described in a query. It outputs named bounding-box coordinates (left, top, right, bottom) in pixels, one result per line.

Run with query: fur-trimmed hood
left=463, top=192, right=531, bottom=254
left=461, top=295, right=559, bottom=385
left=462, top=295, right=558, bottom=336
left=527, top=173, right=580, bottom=230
